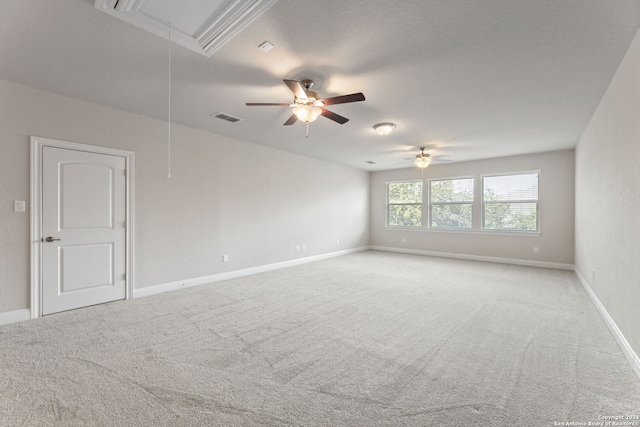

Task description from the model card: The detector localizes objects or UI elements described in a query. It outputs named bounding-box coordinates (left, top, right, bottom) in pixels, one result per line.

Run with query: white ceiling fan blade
left=431, top=155, right=452, bottom=164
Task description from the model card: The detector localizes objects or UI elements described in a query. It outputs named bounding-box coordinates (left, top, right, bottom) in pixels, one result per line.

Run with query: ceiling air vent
left=213, top=112, right=242, bottom=123
left=94, top=0, right=279, bottom=56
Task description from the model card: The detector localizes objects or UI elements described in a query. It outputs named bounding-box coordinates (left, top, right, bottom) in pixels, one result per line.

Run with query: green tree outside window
left=387, top=181, right=422, bottom=227
left=429, top=178, right=473, bottom=229
left=483, top=173, right=538, bottom=232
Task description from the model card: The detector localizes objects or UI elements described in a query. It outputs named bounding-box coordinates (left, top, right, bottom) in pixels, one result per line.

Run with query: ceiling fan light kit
left=292, top=105, right=322, bottom=123
left=412, top=147, right=442, bottom=169
left=415, top=154, right=432, bottom=168
left=374, top=122, right=396, bottom=136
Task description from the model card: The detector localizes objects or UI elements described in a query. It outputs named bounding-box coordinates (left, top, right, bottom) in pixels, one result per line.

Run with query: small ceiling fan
left=407, top=147, right=452, bottom=168
left=246, top=79, right=365, bottom=128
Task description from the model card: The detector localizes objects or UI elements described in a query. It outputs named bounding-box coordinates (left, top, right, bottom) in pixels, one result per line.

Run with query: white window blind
left=482, top=173, right=539, bottom=232
left=429, top=178, right=473, bottom=229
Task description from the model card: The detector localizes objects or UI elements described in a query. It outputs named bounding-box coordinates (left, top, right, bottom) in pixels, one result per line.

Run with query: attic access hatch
left=94, top=0, right=278, bottom=56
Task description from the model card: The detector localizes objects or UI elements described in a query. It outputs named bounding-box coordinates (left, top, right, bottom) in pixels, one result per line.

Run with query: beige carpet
left=1, top=251, right=639, bottom=426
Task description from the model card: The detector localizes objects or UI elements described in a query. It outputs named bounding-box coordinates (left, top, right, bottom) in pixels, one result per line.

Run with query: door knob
left=45, top=236, right=61, bottom=242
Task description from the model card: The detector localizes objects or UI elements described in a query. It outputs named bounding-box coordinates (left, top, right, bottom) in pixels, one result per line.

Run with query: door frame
left=30, top=136, right=135, bottom=319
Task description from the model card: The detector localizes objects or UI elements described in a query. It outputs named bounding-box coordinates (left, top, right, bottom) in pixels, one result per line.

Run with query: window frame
left=481, top=171, right=540, bottom=233
left=427, top=176, right=474, bottom=230
left=385, top=179, right=423, bottom=228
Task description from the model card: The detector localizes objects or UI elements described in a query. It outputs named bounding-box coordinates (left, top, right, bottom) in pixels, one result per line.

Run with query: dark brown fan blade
left=283, top=114, right=298, bottom=126
left=320, top=108, right=349, bottom=124
left=283, top=79, right=307, bottom=100
left=322, top=93, right=365, bottom=105
left=246, top=103, right=290, bottom=106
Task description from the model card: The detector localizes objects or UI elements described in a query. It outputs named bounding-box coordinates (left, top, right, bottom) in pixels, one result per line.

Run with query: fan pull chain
left=305, top=122, right=310, bottom=138
left=167, top=24, right=172, bottom=179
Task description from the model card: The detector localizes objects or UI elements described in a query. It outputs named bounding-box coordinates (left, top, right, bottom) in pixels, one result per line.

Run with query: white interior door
left=41, top=146, right=127, bottom=315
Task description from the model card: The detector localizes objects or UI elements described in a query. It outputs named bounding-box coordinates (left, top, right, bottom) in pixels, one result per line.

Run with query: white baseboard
left=369, top=246, right=574, bottom=270
left=133, top=246, right=368, bottom=299
left=0, top=309, right=31, bottom=326
left=574, top=268, right=640, bottom=381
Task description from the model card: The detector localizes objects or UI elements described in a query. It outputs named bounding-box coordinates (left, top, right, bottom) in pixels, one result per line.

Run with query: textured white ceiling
left=2, top=0, right=640, bottom=170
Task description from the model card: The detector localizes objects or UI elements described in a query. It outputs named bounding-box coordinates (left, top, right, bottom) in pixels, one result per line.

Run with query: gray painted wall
left=0, top=79, right=370, bottom=314
left=575, top=27, right=640, bottom=360
left=370, top=150, right=575, bottom=265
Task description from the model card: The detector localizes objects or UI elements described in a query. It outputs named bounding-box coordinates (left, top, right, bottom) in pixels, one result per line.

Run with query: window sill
left=384, top=227, right=541, bottom=237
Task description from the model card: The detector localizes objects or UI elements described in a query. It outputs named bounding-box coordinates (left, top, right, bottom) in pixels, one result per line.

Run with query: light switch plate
left=14, top=200, right=26, bottom=212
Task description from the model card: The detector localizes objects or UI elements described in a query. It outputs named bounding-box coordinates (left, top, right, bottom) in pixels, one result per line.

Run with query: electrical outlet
left=222, top=254, right=228, bottom=263
left=296, top=245, right=300, bottom=252
left=533, top=247, right=539, bottom=253
left=302, top=244, right=306, bottom=251
left=336, top=239, right=340, bottom=245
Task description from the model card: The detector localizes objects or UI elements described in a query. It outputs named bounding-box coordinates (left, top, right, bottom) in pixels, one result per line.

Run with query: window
left=429, top=178, right=473, bottom=229
left=387, top=181, right=422, bottom=227
left=482, top=173, right=539, bottom=232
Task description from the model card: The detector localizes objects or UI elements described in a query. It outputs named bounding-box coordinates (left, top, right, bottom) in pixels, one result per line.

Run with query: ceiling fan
left=408, top=147, right=452, bottom=168
left=246, top=79, right=365, bottom=128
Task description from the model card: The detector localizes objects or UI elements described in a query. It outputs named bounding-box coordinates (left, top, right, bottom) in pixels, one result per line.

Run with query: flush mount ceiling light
left=374, top=122, right=396, bottom=136
left=94, top=0, right=279, bottom=56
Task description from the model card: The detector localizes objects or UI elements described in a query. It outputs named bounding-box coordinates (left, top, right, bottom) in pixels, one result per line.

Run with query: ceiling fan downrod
left=300, top=79, right=314, bottom=91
